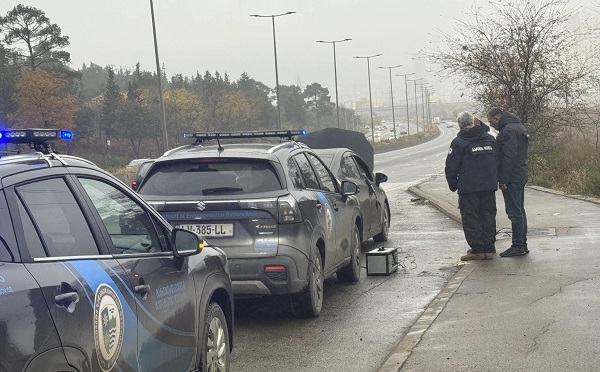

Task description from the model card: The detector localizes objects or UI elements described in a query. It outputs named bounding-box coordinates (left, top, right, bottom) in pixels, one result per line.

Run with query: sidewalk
left=379, top=175, right=600, bottom=372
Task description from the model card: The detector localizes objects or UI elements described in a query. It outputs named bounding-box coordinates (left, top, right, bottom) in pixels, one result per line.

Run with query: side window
left=342, top=156, right=361, bottom=179
left=16, top=178, right=99, bottom=258
left=0, top=193, right=16, bottom=262
left=287, top=158, right=304, bottom=189
left=294, top=154, right=320, bottom=190
left=306, top=154, right=336, bottom=193
left=354, top=156, right=374, bottom=182
left=79, top=178, right=167, bottom=255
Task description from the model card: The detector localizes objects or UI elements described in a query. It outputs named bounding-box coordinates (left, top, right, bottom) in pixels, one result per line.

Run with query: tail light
left=131, top=180, right=138, bottom=191
left=277, top=195, right=302, bottom=223
left=240, top=195, right=302, bottom=223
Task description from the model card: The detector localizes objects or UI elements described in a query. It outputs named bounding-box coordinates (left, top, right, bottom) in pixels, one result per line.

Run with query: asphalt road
left=230, top=125, right=467, bottom=372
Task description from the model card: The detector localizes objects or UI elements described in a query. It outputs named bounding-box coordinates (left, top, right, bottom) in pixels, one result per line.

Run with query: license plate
left=177, top=223, right=234, bottom=238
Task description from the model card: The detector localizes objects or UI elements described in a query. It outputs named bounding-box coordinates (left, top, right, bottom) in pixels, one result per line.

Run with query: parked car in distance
left=0, top=129, right=234, bottom=372
left=313, top=148, right=390, bottom=244
left=138, top=130, right=363, bottom=318
left=131, top=159, right=154, bottom=191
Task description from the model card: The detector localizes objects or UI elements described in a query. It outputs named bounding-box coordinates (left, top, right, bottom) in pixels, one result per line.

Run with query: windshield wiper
left=202, top=187, right=244, bottom=195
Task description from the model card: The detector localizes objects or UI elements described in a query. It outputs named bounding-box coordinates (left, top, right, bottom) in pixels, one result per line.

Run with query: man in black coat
left=445, top=111, right=498, bottom=261
left=487, top=107, right=530, bottom=257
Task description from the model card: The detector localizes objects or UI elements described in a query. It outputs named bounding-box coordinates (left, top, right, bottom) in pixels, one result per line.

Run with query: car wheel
left=291, top=248, right=324, bottom=318
left=201, top=302, right=230, bottom=372
left=373, top=204, right=389, bottom=243
left=336, top=225, right=361, bottom=283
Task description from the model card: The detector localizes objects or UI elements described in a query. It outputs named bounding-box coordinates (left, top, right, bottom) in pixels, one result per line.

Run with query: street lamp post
left=354, top=53, right=382, bottom=143
left=149, top=0, right=168, bottom=153
left=316, top=38, right=352, bottom=129
left=396, top=72, right=414, bottom=135
left=378, top=64, right=402, bottom=139
left=250, top=11, right=296, bottom=130
left=408, top=78, right=423, bottom=134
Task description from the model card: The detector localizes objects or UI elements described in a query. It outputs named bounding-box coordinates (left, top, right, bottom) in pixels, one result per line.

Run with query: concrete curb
left=377, top=263, right=477, bottom=372
left=408, top=185, right=461, bottom=223
left=527, top=185, right=600, bottom=205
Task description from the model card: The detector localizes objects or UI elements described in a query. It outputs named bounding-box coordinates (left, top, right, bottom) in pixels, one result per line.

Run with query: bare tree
left=429, top=0, right=598, bottom=154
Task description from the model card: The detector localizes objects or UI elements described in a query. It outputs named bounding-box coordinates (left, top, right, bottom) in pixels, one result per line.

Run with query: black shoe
left=499, top=245, right=527, bottom=257
left=524, top=243, right=529, bottom=254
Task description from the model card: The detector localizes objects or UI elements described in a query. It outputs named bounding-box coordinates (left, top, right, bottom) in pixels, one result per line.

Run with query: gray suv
left=138, top=130, right=362, bottom=317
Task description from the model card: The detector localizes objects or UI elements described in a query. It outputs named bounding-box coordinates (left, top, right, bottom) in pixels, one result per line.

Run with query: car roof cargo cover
left=299, top=128, right=374, bottom=170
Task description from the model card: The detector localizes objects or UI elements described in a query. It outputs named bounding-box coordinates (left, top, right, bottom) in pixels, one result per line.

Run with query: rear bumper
left=229, top=245, right=310, bottom=296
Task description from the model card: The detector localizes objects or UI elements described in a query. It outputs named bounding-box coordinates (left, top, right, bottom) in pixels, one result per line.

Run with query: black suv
left=0, top=129, right=233, bottom=372
left=138, top=130, right=362, bottom=317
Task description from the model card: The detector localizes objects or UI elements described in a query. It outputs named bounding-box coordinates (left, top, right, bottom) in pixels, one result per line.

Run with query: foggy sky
left=0, top=0, right=590, bottom=107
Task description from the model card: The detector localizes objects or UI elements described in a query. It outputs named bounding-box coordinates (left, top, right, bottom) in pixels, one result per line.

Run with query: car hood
left=299, top=128, right=374, bottom=170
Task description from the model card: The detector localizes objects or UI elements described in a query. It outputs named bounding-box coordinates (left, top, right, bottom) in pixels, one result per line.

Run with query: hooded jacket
left=445, top=124, right=498, bottom=193
left=496, top=111, right=529, bottom=184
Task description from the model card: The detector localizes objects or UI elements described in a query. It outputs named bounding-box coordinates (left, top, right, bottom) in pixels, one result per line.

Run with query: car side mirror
left=375, top=172, right=388, bottom=186
left=341, top=181, right=359, bottom=196
left=172, top=228, right=203, bottom=257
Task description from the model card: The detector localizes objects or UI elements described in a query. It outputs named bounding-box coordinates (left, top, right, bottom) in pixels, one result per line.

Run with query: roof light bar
left=0, top=128, right=73, bottom=145
left=183, top=129, right=306, bottom=142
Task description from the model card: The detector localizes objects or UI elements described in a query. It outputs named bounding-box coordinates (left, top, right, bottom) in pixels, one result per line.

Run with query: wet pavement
left=378, top=175, right=600, bottom=372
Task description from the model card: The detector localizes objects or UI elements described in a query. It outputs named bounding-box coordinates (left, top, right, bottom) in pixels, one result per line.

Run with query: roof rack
left=182, top=129, right=306, bottom=151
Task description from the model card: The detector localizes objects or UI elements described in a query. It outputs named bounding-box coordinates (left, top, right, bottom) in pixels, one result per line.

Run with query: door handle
left=55, top=292, right=79, bottom=305
left=134, top=284, right=151, bottom=295
left=333, top=202, right=339, bottom=211
left=315, top=201, right=322, bottom=210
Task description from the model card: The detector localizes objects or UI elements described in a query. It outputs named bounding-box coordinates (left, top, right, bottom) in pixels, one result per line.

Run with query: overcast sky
left=0, top=1, right=590, bottom=106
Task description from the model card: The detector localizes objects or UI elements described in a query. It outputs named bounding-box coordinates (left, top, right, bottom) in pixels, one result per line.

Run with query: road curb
left=407, top=185, right=461, bottom=223
left=376, top=262, right=477, bottom=372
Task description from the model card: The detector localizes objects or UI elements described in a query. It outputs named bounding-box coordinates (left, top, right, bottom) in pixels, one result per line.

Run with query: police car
left=0, top=129, right=233, bottom=372
left=138, top=130, right=362, bottom=318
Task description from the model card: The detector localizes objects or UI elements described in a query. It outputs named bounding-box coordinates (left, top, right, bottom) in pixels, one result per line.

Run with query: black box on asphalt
left=366, top=247, right=399, bottom=276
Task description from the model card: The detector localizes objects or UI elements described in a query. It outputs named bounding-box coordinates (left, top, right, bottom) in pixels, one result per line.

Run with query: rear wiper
left=202, top=187, right=244, bottom=195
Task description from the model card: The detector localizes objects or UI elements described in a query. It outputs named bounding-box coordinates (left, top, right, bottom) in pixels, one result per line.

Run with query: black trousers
left=458, top=190, right=497, bottom=253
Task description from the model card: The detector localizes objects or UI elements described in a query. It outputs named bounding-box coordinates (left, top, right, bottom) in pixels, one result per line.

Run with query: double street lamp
left=354, top=53, right=382, bottom=143
left=250, top=11, right=296, bottom=130
left=378, top=64, right=402, bottom=139
left=316, top=38, right=352, bottom=129
left=396, top=72, right=415, bottom=135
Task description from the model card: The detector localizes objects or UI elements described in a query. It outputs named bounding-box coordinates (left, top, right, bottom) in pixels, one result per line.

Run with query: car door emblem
left=94, top=284, right=124, bottom=372
left=197, top=201, right=206, bottom=211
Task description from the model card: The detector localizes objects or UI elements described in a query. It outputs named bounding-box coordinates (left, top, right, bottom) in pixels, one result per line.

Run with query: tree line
left=0, top=5, right=361, bottom=166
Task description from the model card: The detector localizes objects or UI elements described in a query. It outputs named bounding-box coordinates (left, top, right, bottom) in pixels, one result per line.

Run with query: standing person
left=445, top=111, right=498, bottom=261
left=487, top=107, right=530, bottom=257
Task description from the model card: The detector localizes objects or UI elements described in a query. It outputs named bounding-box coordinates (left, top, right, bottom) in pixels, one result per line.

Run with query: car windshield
left=139, top=158, right=283, bottom=196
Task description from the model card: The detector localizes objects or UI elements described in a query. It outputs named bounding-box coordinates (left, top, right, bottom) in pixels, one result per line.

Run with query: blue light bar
left=0, top=128, right=73, bottom=144
left=183, top=129, right=306, bottom=141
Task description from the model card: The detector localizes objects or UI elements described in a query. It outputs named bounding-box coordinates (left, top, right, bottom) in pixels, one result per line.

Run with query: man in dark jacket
left=445, top=111, right=498, bottom=261
left=487, top=107, right=530, bottom=257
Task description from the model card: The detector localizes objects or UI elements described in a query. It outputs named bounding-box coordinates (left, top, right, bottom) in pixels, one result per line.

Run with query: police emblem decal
left=94, top=284, right=124, bottom=371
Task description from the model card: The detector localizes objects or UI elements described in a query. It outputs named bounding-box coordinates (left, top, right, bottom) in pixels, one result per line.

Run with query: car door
left=352, top=155, right=381, bottom=236
left=339, top=152, right=375, bottom=236
left=4, top=174, right=141, bottom=372
left=76, top=176, right=198, bottom=372
left=305, top=153, right=355, bottom=268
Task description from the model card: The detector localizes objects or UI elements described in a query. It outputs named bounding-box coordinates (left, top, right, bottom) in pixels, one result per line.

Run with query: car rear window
left=139, top=158, right=283, bottom=196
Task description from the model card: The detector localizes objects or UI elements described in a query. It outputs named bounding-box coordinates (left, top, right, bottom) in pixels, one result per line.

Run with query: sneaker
left=499, top=245, right=527, bottom=257
left=461, top=252, right=486, bottom=261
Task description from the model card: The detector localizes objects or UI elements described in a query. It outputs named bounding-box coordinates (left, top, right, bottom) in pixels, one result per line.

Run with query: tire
left=373, top=204, right=390, bottom=243
left=337, top=225, right=361, bottom=283
left=291, top=248, right=324, bottom=318
left=200, top=302, right=230, bottom=372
